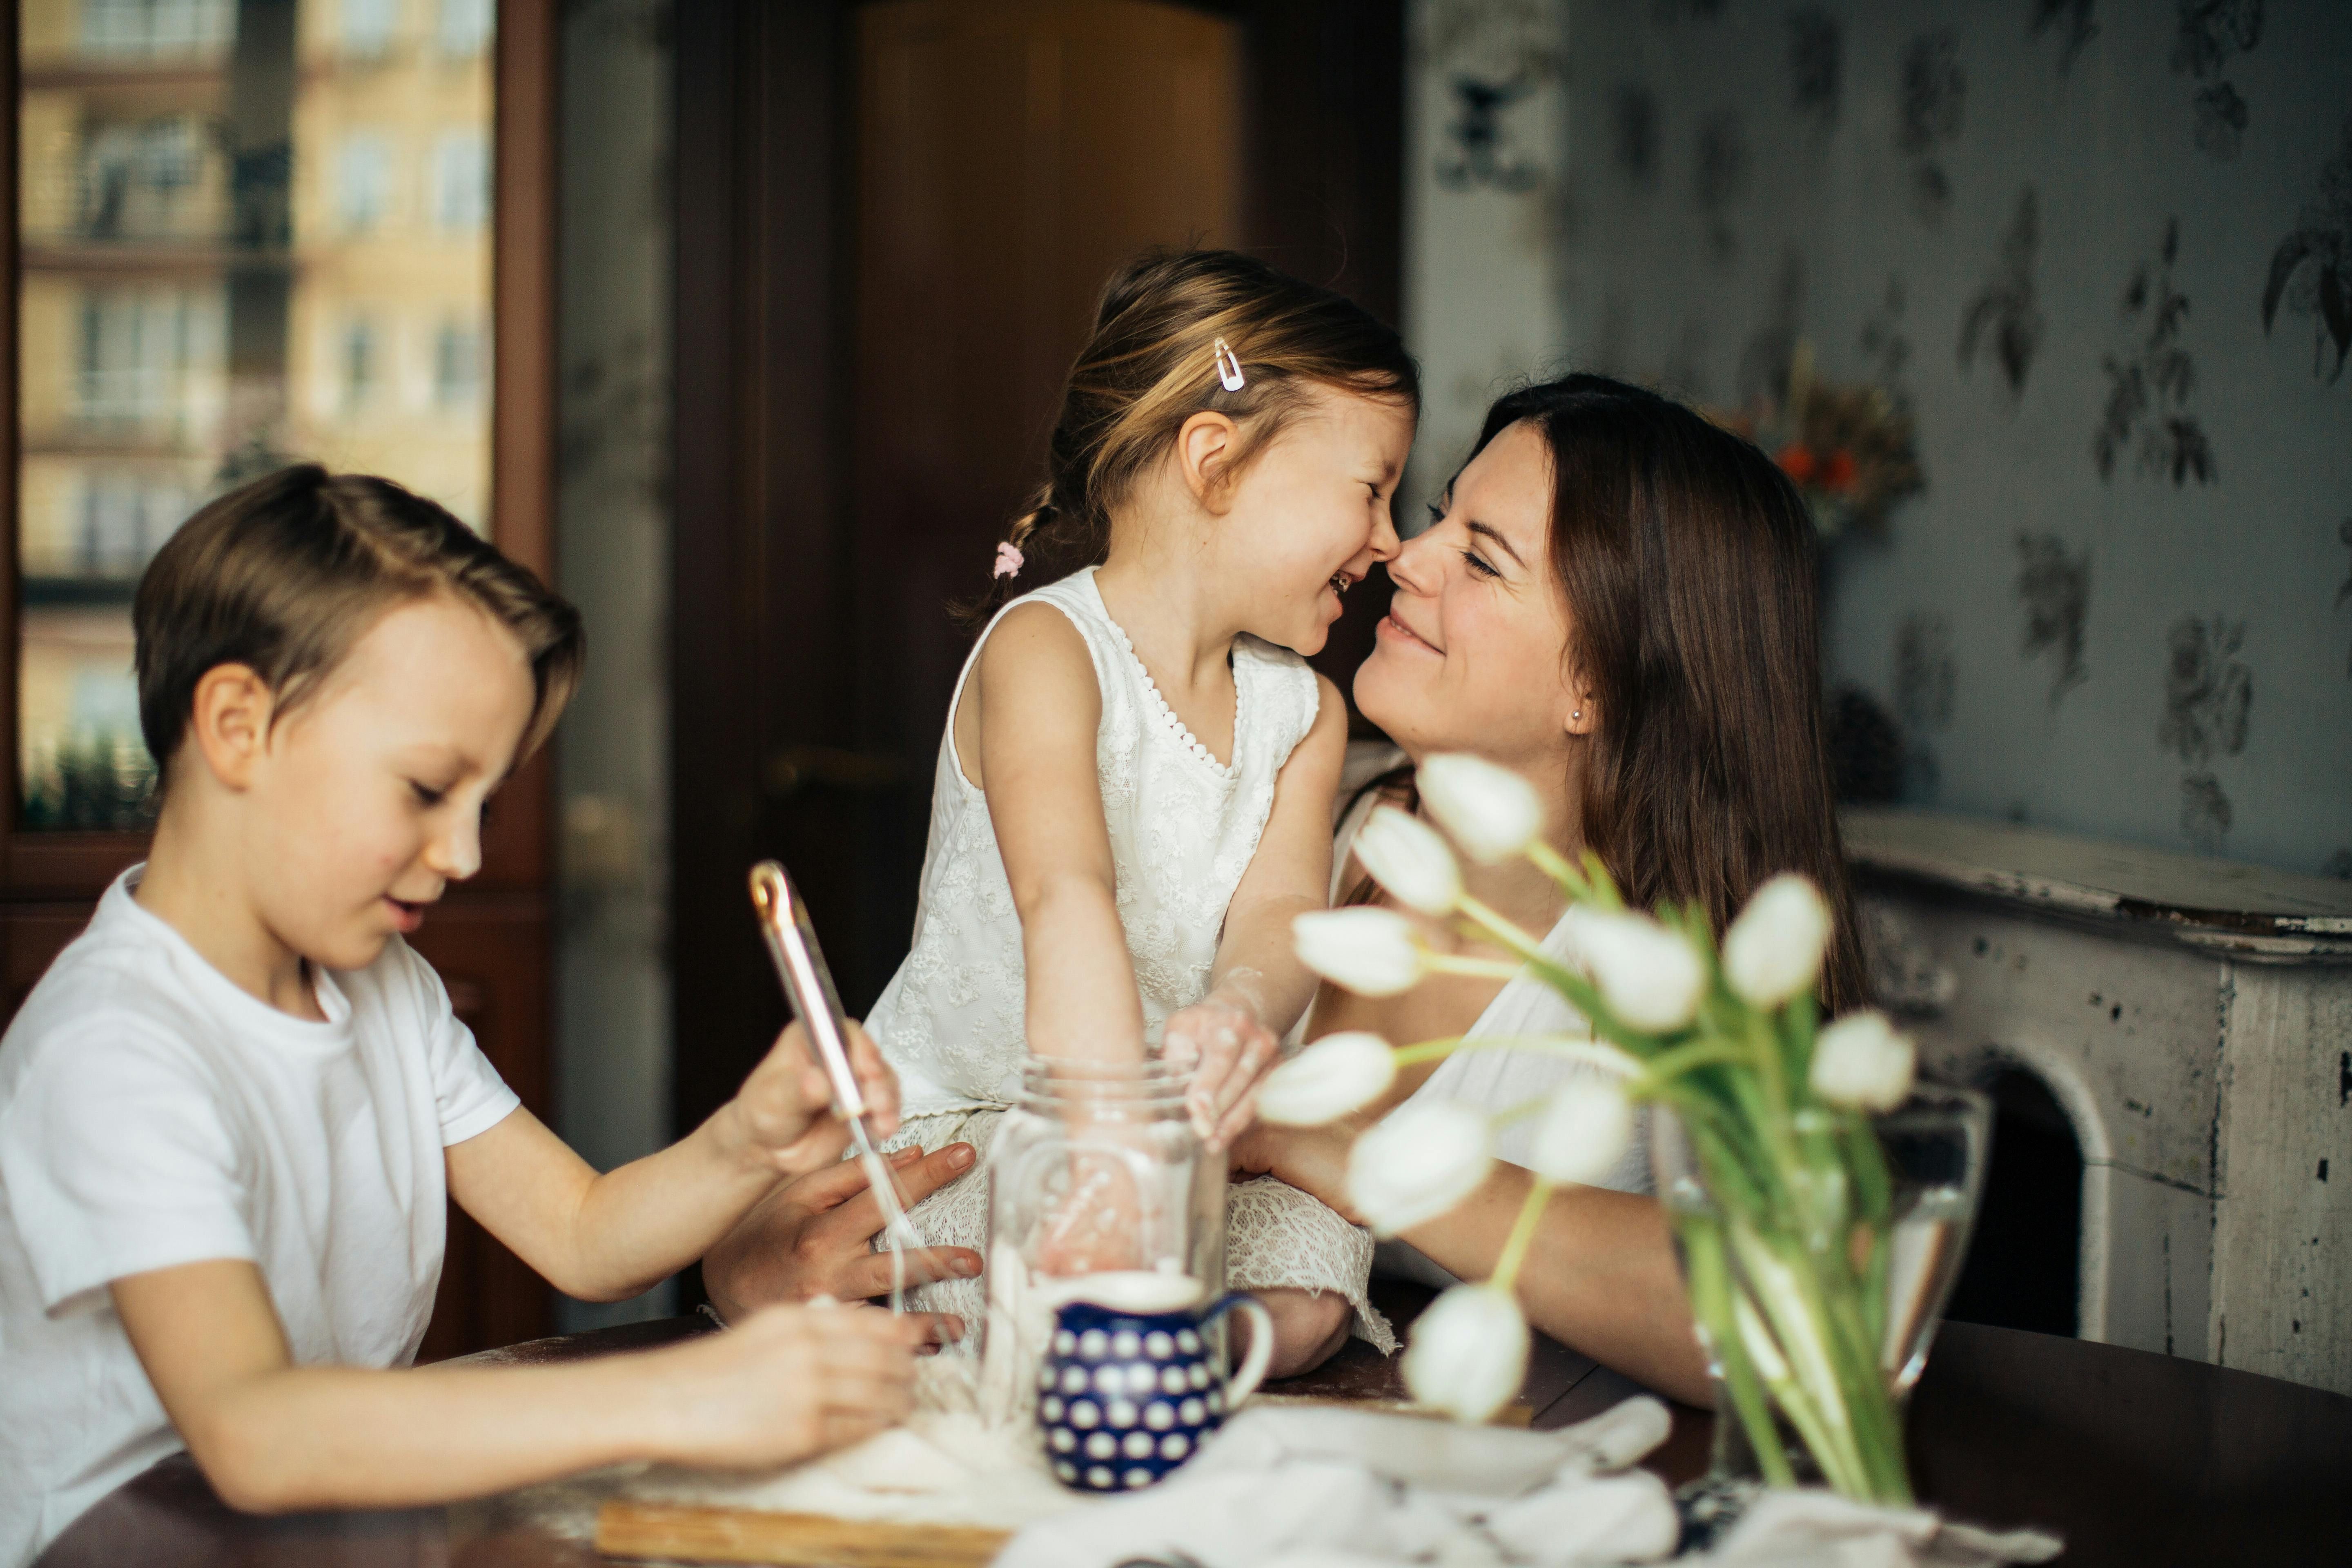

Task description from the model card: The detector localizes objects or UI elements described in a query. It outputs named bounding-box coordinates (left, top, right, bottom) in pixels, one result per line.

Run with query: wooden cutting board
left=596, top=1501, right=1014, bottom=1568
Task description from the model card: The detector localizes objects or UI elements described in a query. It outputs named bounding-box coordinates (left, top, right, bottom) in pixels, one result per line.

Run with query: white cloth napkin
left=993, top=1399, right=2062, bottom=1568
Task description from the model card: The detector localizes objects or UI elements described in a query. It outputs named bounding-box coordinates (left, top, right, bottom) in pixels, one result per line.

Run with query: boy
left=0, top=467, right=924, bottom=1565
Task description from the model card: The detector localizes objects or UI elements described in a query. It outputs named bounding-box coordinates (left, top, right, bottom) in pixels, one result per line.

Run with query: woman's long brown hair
left=1465, top=374, right=1868, bottom=1013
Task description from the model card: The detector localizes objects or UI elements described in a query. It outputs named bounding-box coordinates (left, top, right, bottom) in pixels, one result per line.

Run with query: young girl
left=858, top=250, right=1420, bottom=1375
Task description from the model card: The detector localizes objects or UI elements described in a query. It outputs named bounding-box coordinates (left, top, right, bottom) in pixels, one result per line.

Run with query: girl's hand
left=727, top=1019, right=901, bottom=1179
left=1163, top=989, right=1282, bottom=1153
left=654, top=1301, right=927, bottom=1468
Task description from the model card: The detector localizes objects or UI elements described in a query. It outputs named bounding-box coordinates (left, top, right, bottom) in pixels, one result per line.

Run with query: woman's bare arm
left=1234, top=1119, right=1711, bottom=1405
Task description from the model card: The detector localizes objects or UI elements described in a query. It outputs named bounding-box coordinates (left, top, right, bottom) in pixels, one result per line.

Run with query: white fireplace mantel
left=1844, top=808, right=2352, bottom=1395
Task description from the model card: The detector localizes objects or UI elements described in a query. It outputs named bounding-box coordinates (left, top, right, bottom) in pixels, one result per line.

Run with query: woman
left=706, top=373, right=1865, bottom=1403
left=1233, top=373, right=1866, bottom=1403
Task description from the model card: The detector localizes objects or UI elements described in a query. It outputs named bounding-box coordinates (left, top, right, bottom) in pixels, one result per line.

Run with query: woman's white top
left=1321, top=753, right=1653, bottom=1287
left=867, top=566, right=1322, bottom=1118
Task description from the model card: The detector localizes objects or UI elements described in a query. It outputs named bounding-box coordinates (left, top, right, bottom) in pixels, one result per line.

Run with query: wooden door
left=670, top=0, right=1403, bottom=1169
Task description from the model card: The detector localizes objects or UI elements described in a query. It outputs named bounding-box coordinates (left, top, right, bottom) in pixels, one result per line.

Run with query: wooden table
left=37, top=1283, right=2352, bottom=1567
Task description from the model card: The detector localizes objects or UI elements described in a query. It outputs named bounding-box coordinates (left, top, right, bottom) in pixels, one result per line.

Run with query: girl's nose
left=1365, top=500, right=1402, bottom=564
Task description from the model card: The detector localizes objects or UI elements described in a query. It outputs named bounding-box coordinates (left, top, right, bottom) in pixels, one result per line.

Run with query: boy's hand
left=727, top=1019, right=901, bottom=1178
left=1163, top=988, right=1281, bottom=1153
left=655, top=1301, right=925, bottom=1468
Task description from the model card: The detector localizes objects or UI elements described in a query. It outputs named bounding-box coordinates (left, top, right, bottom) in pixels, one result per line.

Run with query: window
left=341, top=0, right=398, bottom=60
left=342, top=318, right=381, bottom=411
left=434, top=322, right=485, bottom=409
left=437, top=0, right=492, bottom=59
left=433, top=131, right=489, bottom=232
left=336, top=133, right=394, bottom=232
left=80, top=0, right=236, bottom=59
left=18, top=0, right=496, bottom=827
left=74, top=286, right=223, bottom=430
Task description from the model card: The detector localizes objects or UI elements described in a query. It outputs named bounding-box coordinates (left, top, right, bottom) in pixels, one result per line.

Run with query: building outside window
left=433, top=321, right=485, bottom=409
left=433, top=131, right=488, bottom=232
left=341, top=0, right=397, bottom=60
left=78, top=0, right=235, bottom=58
left=336, top=132, right=394, bottom=232
left=437, top=0, right=491, bottom=59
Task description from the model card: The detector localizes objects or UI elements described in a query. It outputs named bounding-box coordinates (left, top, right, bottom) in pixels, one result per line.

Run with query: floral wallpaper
left=1535, top=0, right=2352, bottom=876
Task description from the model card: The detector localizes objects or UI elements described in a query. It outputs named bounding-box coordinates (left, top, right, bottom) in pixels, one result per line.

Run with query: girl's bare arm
left=111, top=1259, right=923, bottom=1514
left=966, top=604, right=1147, bottom=1062
left=1165, top=675, right=1347, bottom=1145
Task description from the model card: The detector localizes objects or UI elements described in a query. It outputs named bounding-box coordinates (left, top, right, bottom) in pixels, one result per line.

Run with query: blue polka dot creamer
left=1035, top=1287, right=1274, bottom=1493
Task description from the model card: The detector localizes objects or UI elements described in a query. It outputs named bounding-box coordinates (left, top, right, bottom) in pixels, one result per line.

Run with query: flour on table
left=619, top=1352, right=1090, bottom=1532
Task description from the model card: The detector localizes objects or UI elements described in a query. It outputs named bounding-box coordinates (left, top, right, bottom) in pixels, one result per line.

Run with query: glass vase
left=977, top=1058, right=1226, bottom=1428
left=1651, top=1084, right=1990, bottom=1503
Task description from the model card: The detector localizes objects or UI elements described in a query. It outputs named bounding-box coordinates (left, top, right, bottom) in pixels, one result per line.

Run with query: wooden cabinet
left=2, top=0, right=559, bottom=1359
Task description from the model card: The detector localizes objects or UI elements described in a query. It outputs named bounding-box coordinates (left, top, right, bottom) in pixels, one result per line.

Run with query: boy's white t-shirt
left=0, top=868, right=519, bottom=1566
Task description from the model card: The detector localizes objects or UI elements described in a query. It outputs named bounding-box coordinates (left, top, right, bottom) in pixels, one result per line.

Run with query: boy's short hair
left=134, top=465, right=584, bottom=779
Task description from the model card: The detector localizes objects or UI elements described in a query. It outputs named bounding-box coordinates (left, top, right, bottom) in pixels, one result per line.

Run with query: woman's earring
left=1572, top=710, right=1583, bottom=721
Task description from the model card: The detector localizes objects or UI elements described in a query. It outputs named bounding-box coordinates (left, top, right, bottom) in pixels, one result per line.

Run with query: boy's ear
left=1174, top=410, right=1242, bottom=514
left=186, top=664, right=277, bottom=791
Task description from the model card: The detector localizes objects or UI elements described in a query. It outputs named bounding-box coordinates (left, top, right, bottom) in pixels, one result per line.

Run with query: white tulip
left=1352, top=805, right=1463, bottom=916
left=1346, top=1098, right=1494, bottom=1236
left=1809, top=1009, right=1917, bottom=1112
left=1526, top=1078, right=1635, bottom=1186
left=1419, top=753, right=1544, bottom=864
left=1257, top=1032, right=1398, bottom=1126
left=1560, top=907, right=1706, bottom=1033
left=1403, top=1283, right=1531, bottom=1423
left=1723, top=873, right=1833, bottom=1009
left=1293, top=908, right=1428, bottom=997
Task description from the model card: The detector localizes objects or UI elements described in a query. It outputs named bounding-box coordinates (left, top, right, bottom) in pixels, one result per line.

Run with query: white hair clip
left=1213, top=338, right=1246, bottom=392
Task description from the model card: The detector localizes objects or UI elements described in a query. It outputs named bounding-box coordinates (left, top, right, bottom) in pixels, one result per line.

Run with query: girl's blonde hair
left=963, top=248, right=1418, bottom=625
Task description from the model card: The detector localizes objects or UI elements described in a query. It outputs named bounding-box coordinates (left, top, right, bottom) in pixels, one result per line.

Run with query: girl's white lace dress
left=863, top=567, right=1392, bottom=1350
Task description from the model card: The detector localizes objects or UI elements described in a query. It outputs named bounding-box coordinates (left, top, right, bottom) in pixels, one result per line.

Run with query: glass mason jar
left=1651, top=1083, right=1991, bottom=1501
left=977, top=1058, right=1226, bottom=1428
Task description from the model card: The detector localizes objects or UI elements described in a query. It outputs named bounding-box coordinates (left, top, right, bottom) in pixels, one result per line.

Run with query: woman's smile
left=1375, top=602, right=1443, bottom=655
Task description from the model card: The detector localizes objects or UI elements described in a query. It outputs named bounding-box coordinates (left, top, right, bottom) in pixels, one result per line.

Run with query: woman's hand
left=703, top=1142, right=980, bottom=1350
left=1163, top=986, right=1283, bottom=1152
left=724, top=1018, right=900, bottom=1180
left=652, top=1301, right=929, bottom=1468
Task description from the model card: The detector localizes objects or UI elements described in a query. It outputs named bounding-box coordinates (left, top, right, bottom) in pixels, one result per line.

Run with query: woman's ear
left=1174, top=410, right=1242, bottom=513
left=186, top=664, right=277, bottom=792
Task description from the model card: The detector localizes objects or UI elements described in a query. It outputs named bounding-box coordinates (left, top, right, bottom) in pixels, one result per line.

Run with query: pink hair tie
left=992, top=541, right=1025, bottom=580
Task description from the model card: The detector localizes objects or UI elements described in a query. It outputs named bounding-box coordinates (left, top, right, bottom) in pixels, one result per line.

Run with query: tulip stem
left=1391, top=1033, right=1646, bottom=1078
left=1489, top=1176, right=1555, bottom=1295
left=1425, top=954, right=1529, bottom=982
